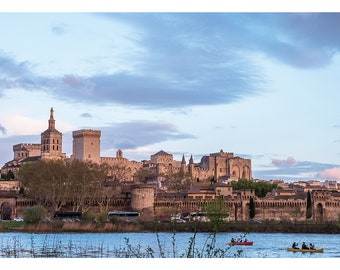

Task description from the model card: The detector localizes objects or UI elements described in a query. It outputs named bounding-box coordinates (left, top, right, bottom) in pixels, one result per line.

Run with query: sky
left=1, top=1, right=340, bottom=182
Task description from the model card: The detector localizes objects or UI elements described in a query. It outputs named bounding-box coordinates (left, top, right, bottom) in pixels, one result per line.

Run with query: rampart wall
left=5, top=187, right=340, bottom=222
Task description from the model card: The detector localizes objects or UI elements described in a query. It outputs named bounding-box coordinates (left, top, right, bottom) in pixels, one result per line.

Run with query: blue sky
left=1, top=2, right=340, bottom=182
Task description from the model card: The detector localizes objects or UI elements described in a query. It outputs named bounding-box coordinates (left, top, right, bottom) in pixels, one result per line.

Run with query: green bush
left=96, top=212, right=109, bottom=223
left=22, top=205, right=47, bottom=224
left=82, top=210, right=96, bottom=221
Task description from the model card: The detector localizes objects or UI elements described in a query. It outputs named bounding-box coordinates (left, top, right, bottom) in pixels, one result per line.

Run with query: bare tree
left=19, top=159, right=70, bottom=212
left=68, top=159, right=106, bottom=212
left=19, top=159, right=108, bottom=213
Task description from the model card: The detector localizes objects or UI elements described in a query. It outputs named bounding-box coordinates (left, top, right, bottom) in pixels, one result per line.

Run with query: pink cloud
left=286, top=157, right=296, bottom=166
left=319, top=167, right=340, bottom=180
left=272, top=156, right=296, bottom=167
left=62, top=74, right=80, bottom=87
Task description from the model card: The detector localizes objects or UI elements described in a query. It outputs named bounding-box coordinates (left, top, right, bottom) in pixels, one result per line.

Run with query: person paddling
left=302, top=242, right=309, bottom=249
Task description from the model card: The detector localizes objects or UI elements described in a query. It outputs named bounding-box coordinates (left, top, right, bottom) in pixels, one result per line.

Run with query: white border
left=0, top=0, right=338, bottom=12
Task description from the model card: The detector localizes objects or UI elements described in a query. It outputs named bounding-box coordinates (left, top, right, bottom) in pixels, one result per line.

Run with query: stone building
left=40, top=107, right=66, bottom=160
left=1, top=107, right=66, bottom=178
left=72, top=129, right=101, bottom=163
left=184, top=149, right=252, bottom=182
left=13, top=143, right=41, bottom=160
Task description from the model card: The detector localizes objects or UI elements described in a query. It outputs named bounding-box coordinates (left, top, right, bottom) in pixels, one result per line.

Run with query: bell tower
left=40, top=107, right=63, bottom=160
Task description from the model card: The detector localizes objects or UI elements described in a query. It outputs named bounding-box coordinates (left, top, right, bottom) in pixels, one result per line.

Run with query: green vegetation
left=22, top=205, right=47, bottom=224
left=306, top=190, right=313, bottom=219
left=0, top=170, right=15, bottom=180
left=249, top=197, right=255, bottom=219
left=203, top=192, right=229, bottom=232
left=231, top=179, right=281, bottom=197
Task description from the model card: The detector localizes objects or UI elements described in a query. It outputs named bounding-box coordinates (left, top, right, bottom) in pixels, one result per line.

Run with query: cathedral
left=1, top=108, right=66, bottom=178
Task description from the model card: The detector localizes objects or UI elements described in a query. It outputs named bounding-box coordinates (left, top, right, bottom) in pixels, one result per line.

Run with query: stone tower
left=131, top=184, right=155, bottom=212
left=180, top=154, right=187, bottom=174
left=188, top=154, right=194, bottom=175
left=40, top=107, right=63, bottom=160
left=72, top=129, right=101, bottom=163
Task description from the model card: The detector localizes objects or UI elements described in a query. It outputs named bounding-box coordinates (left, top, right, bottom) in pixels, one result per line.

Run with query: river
left=0, top=231, right=339, bottom=259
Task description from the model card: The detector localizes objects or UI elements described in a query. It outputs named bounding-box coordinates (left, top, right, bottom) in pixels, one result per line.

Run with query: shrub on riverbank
left=22, top=205, right=47, bottom=224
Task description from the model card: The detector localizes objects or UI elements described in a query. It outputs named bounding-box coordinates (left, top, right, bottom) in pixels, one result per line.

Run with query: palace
left=1, top=108, right=252, bottom=184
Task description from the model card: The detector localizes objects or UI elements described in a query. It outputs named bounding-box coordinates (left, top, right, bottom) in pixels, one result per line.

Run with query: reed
left=0, top=231, right=245, bottom=258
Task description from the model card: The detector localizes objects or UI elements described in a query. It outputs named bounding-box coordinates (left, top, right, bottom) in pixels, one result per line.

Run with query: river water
left=0, top=231, right=339, bottom=259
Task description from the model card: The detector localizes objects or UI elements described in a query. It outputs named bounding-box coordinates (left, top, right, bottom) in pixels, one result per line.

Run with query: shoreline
left=2, top=220, right=340, bottom=234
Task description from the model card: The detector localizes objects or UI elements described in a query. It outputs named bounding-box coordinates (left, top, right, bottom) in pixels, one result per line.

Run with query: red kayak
left=227, top=241, right=253, bottom=246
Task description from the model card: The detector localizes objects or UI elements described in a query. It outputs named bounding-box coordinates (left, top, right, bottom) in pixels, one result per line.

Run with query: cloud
left=0, top=52, right=50, bottom=94
left=272, top=156, right=296, bottom=167
left=0, top=52, right=263, bottom=109
left=253, top=157, right=340, bottom=181
left=80, top=113, right=92, bottom=118
left=118, top=13, right=340, bottom=69
left=317, top=167, right=340, bottom=180
left=0, top=124, right=7, bottom=135
left=51, top=24, right=68, bottom=36
left=97, top=121, right=196, bottom=151
left=236, top=13, right=339, bottom=69
left=2, top=13, right=340, bottom=111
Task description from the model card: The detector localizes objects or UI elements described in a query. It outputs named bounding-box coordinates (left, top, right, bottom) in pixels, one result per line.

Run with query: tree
left=19, top=159, right=107, bottom=213
left=306, top=190, right=313, bottom=219
left=22, top=205, right=47, bottom=223
left=203, top=192, right=229, bottom=232
left=133, top=168, right=156, bottom=183
left=249, top=197, right=255, bottom=219
left=19, top=159, right=69, bottom=211
left=67, top=159, right=107, bottom=212
left=231, top=179, right=281, bottom=198
left=5, top=170, right=15, bottom=180
left=291, top=206, right=304, bottom=223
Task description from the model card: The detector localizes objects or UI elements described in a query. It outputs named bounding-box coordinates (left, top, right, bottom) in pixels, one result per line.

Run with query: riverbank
left=2, top=219, right=340, bottom=234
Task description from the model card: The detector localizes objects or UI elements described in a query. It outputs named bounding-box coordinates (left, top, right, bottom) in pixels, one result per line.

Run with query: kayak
left=227, top=241, right=253, bottom=246
left=287, top=247, right=324, bottom=253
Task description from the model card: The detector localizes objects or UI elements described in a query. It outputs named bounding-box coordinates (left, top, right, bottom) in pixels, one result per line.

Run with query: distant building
left=1, top=108, right=252, bottom=184
left=40, top=107, right=66, bottom=160
left=1, top=107, right=66, bottom=178
left=72, top=129, right=101, bottom=163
